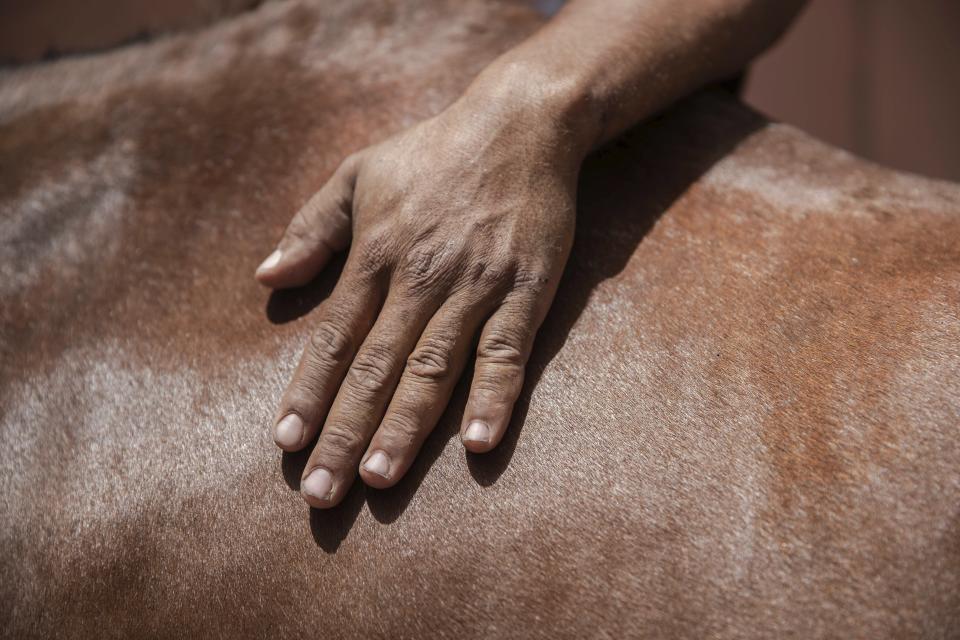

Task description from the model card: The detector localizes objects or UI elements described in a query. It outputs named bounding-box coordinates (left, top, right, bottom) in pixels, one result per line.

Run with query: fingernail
left=302, top=468, right=333, bottom=500
left=463, top=420, right=490, bottom=444
left=362, top=450, right=391, bottom=478
left=256, top=249, right=282, bottom=275
left=274, top=413, right=303, bottom=448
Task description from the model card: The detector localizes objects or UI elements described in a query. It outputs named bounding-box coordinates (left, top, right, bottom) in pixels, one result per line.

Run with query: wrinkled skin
left=1, top=1, right=959, bottom=638
left=256, top=0, right=806, bottom=507
left=257, top=98, right=578, bottom=506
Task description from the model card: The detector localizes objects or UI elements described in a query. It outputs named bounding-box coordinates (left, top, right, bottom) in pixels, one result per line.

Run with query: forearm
left=458, top=0, right=806, bottom=157
left=260, top=0, right=808, bottom=503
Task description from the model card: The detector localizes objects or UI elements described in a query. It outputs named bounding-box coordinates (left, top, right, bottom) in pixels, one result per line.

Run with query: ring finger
left=358, top=290, right=492, bottom=488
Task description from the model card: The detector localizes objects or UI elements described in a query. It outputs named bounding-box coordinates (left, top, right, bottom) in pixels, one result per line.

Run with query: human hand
left=256, top=75, right=587, bottom=508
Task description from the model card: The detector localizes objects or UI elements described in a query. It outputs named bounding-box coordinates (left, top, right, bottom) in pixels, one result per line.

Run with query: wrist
left=455, top=58, right=602, bottom=163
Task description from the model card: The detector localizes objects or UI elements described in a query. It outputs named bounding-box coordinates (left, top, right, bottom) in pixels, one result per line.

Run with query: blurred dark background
left=745, top=0, right=960, bottom=181
left=1, top=0, right=957, bottom=181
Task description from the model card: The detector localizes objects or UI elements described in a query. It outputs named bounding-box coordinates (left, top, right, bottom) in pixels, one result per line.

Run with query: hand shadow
left=467, top=90, right=767, bottom=484
left=268, top=90, right=767, bottom=550
left=281, top=446, right=367, bottom=553
left=266, top=252, right=347, bottom=325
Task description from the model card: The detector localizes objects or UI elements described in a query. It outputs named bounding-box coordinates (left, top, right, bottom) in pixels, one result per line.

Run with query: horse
left=2, top=1, right=958, bottom=637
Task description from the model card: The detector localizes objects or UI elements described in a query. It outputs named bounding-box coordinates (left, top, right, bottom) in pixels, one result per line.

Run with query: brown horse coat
left=1, top=1, right=958, bottom=637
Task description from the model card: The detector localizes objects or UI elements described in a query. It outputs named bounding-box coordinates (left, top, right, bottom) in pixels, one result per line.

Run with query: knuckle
left=467, top=258, right=514, bottom=294
left=353, top=233, right=391, bottom=278
left=347, top=344, right=396, bottom=393
left=473, top=362, right=523, bottom=397
left=473, top=326, right=527, bottom=398
left=288, top=368, right=328, bottom=407
left=398, top=242, right=459, bottom=293
left=406, top=336, right=456, bottom=381
left=513, top=266, right=552, bottom=297
left=379, top=411, right=422, bottom=448
left=477, top=327, right=526, bottom=367
left=309, top=320, right=353, bottom=360
left=320, top=423, right=364, bottom=457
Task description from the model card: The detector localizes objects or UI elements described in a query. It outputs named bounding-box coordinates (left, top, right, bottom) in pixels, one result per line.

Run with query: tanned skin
left=5, top=2, right=960, bottom=634
left=255, top=0, right=808, bottom=508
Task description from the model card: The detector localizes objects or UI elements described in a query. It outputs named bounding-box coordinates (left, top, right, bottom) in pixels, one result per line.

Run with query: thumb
left=255, top=153, right=359, bottom=289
